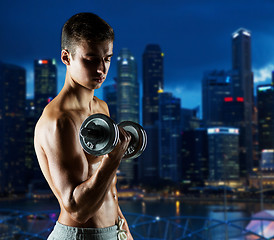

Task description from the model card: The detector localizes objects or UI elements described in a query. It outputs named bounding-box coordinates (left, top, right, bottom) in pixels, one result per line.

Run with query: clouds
left=254, top=63, right=274, bottom=84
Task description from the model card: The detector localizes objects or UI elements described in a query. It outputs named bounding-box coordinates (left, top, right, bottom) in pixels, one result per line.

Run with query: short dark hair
left=61, top=12, right=114, bottom=57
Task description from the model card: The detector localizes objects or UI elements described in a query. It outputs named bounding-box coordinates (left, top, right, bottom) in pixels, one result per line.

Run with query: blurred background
left=1, top=0, right=274, bottom=239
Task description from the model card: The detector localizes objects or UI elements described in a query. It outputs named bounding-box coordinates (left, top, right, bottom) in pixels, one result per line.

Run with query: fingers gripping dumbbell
left=79, top=113, right=147, bottom=159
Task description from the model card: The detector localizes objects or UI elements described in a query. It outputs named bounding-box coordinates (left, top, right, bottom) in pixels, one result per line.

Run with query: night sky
left=1, top=0, right=274, bottom=110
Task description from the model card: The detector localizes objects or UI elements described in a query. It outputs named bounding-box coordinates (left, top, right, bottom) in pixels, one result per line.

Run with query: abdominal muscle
left=58, top=184, right=119, bottom=228
left=56, top=153, right=119, bottom=229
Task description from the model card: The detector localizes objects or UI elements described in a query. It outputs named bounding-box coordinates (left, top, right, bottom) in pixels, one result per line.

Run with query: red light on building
left=39, top=60, right=48, bottom=64
left=224, top=97, right=233, bottom=102
left=236, top=97, right=244, bottom=102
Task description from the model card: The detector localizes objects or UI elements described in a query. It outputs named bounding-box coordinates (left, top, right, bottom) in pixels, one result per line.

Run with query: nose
left=96, top=59, right=106, bottom=75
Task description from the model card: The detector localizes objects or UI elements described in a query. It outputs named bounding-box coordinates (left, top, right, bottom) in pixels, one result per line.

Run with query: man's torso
left=34, top=94, right=119, bottom=228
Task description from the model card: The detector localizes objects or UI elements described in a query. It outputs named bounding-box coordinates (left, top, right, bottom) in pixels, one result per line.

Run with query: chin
left=92, top=82, right=103, bottom=90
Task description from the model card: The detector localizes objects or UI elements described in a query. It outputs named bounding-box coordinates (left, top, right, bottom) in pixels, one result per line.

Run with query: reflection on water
left=1, top=198, right=273, bottom=219
left=141, top=201, right=146, bottom=215
left=176, top=200, right=180, bottom=216
left=0, top=198, right=273, bottom=239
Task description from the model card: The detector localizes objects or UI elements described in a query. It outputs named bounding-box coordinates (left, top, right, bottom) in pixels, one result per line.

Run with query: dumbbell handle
left=80, top=124, right=134, bottom=145
left=80, top=124, right=105, bottom=143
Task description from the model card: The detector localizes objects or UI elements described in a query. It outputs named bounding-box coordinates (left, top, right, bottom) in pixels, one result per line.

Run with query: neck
left=61, top=72, right=95, bottom=112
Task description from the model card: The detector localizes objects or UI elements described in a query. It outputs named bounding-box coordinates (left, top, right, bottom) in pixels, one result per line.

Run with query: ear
left=61, top=49, right=70, bottom=65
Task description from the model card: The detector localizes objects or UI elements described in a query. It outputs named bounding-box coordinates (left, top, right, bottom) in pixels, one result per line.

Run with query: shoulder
left=35, top=106, right=76, bottom=147
left=94, top=96, right=109, bottom=116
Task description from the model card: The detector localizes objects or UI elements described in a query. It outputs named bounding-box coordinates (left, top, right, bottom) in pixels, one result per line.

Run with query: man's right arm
left=34, top=113, right=130, bottom=224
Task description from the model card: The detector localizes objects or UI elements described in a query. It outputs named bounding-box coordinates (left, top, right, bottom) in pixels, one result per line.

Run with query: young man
left=34, top=12, right=133, bottom=240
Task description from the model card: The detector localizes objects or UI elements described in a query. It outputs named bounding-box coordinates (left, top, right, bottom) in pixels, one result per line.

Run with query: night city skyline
left=1, top=4, right=274, bottom=239
left=1, top=0, right=274, bottom=111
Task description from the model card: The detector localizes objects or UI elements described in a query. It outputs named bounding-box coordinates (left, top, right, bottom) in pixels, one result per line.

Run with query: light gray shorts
left=47, top=221, right=118, bottom=240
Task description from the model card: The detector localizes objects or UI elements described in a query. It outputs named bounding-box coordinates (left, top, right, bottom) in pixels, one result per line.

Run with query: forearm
left=66, top=156, right=120, bottom=223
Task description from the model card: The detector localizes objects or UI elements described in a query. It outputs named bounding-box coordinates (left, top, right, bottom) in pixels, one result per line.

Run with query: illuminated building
left=116, top=48, right=139, bottom=185
left=181, top=128, right=209, bottom=186
left=231, top=28, right=254, bottom=177
left=103, top=83, right=117, bottom=122
left=221, top=94, right=245, bottom=139
left=0, top=62, right=26, bottom=195
left=25, top=100, right=37, bottom=176
left=138, top=125, right=159, bottom=183
left=25, top=99, right=46, bottom=186
left=202, top=70, right=232, bottom=126
left=117, top=48, right=139, bottom=123
left=34, top=59, right=57, bottom=117
left=257, top=85, right=274, bottom=152
left=180, top=107, right=200, bottom=132
left=158, top=92, right=181, bottom=182
left=207, top=127, right=240, bottom=181
left=142, top=44, right=164, bottom=126
left=261, top=150, right=274, bottom=170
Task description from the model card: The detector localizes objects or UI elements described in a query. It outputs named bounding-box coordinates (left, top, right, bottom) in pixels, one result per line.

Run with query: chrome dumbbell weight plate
left=118, top=121, right=147, bottom=160
left=79, top=113, right=119, bottom=156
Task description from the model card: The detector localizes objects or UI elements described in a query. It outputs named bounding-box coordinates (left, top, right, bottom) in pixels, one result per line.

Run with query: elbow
left=62, top=198, right=94, bottom=224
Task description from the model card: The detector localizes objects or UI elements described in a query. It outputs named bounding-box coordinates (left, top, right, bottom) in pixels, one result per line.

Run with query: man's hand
left=108, top=126, right=131, bottom=161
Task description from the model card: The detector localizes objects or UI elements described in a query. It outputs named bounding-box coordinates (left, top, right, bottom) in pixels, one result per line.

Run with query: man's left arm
left=118, top=205, right=133, bottom=240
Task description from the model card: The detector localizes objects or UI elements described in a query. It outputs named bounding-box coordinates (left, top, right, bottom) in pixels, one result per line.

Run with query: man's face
left=67, top=40, right=113, bottom=90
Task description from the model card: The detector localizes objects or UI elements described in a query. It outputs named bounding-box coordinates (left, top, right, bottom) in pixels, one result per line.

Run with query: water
left=0, top=197, right=273, bottom=239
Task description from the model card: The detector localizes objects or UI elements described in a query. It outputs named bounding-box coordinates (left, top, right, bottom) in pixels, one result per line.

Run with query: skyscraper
left=0, top=62, right=26, bottom=195
left=158, top=92, right=181, bottom=182
left=116, top=48, right=139, bottom=185
left=207, top=127, right=240, bottom=183
left=116, top=48, right=139, bottom=123
left=180, top=107, right=200, bottom=132
left=103, top=83, right=118, bottom=122
left=202, top=70, right=232, bottom=126
left=142, top=44, right=164, bottom=126
left=181, top=128, right=208, bottom=186
left=257, top=85, right=274, bottom=152
left=260, top=150, right=274, bottom=170
left=34, top=59, right=57, bottom=117
left=231, top=28, right=254, bottom=176
left=138, top=125, right=159, bottom=184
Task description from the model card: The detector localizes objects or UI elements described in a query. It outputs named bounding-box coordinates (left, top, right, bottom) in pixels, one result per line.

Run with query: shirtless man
left=34, top=12, right=133, bottom=240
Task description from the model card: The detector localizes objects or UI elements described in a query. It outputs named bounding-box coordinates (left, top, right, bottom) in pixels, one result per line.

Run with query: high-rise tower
left=257, top=85, right=274, bottom=152
left=158, top=92, right=181, bottom=182
left=34, top=59, right=57, bottom=117
left=207, top=127, right=240, bottom=182
left=202, top=70, right=233, bottom=126
left=116, top=48, right=139, bottom=185
left=103, top=83, right=118, bottom=122
left=231, top=28, right=254, bottom=176
left=142, top=44, right=164, bottom=126
left=117, top=48, right=139, bottom=123
left=0, top=62, right=26, bottom=195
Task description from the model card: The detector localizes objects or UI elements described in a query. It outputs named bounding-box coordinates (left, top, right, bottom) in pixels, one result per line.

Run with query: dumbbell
left=79, top=113, right=147, bottom=159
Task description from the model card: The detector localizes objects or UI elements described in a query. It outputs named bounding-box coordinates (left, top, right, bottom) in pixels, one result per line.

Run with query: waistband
left=48, top=221, right=118, bottom=240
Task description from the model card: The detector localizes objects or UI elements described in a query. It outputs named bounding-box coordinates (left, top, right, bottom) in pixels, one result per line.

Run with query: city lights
left=122, top=59, right=128, bottom=65
left=207, top=127, right=239, bottom=135
left=38, top=60, right=48, bottom=64
left=224, top=97, right=233, bottom=102
left=258, top=86, right=273, bottom=92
